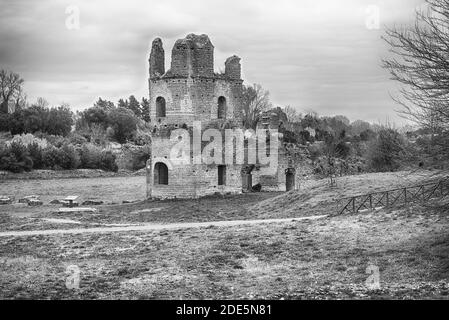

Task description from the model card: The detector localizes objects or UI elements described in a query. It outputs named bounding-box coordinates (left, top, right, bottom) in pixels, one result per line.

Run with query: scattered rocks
left=61, top=201, right=79, bottom=208
left=58, top=207, right=97, bottom=213
left=42, top=218, right=81, bottom=224
left=0, top=197, right=13, bottom=205
left=122, top=200, right=140, bottom=204
left=28, top=199, right=43, bottom=206
left=18, top=195, right=40, bottom=204
left=0, top=196, right=13, bottom=205
left=82, top=200, right=104, bottom=206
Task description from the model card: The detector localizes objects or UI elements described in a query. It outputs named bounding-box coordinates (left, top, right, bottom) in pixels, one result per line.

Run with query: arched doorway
left=218, top=165, right=226, bottom=186
left=217, top=96, right=226, bottom=119
left=156, top=97, right=166, bottom=117
left=285, top=168, right=296, bottom=191
left=154, top=162, right=168, bottom=185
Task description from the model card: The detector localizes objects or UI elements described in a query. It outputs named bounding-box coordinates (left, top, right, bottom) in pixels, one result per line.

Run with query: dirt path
left=0, top=215, right=328, bottom=237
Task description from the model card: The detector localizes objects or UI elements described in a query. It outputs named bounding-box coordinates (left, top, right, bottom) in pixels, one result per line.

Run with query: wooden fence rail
left=335, top=177, right=449, bottom=215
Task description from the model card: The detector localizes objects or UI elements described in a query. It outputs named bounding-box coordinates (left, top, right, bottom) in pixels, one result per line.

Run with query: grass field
left=0, top=170, right=448, bottom=299
left=0, top=203, right=448, bottom=299
left=1, top=170, right=445, bottom=230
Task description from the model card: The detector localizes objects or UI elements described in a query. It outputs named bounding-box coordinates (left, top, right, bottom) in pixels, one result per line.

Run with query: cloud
left=0, top=0, right=426, bottom=123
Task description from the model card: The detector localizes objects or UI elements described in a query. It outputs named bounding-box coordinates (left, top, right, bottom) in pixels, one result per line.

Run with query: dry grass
left=0, top=170, right=446, bottom=230
left=0, top=202, right=448, bottom=299
left=0, top=170, right=448, bottom=299
left=251, top=170, right=447, bottom=218
left=0, top=175, right=146, bottom=207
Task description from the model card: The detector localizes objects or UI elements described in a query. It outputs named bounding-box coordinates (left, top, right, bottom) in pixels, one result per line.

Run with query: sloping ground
left=250, top=170, right=447, bottom=219
left=0, top=199, right=448, bottom=299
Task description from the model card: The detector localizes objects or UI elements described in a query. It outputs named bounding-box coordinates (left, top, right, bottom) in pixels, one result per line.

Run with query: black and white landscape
left=0, top=0, right=448, bottom=302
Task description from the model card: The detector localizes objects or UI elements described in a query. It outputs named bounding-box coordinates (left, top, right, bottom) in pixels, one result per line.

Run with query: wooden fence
left=335, top=177, right=449, bottom=215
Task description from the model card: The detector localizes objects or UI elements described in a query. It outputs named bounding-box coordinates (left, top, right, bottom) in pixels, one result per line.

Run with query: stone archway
left=154, top=162, right=168, bottom=185
left=285, top=168, right=296, bottom=192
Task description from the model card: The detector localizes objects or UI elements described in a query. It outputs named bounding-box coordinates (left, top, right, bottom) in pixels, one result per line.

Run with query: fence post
left=386, top=191, right=389, bottom=207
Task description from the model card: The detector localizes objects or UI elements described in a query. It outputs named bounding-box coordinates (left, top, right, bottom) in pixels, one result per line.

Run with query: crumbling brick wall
left=148, top=34, right=243, bottom=128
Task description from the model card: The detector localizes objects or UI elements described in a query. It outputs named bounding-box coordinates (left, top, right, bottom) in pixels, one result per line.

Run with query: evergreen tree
left=140, top=97, right=150, bottom=122
left=117, top=98, right=128, bottom=109
left=127, top=95, right=141, bottom=118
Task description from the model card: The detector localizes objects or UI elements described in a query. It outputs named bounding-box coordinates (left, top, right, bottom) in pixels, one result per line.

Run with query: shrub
left=9, top=133, right=48, bottom=149
left=45, top=106, right=73, bottom=136
left=68, top=132, right=88, bottom=146
left=38, top=134, right=66, bottom=148
left=27, top=142, right=44, bottom=169
left=78, top=106, right=109, bottom=129
left=79, top=143, right=102, bottom=169
left=3, top=105, right=73, bottom=136
left=58, top=144, right=80, bottom=169
left=99, top=150, right=118, bottom=172
left=0, top=141, right=33, bottom=173
left=107, top=107, right=138, bottom=143
left=367, top=128, right=405, bottom=172
left=335, top=141, right=351, bottom=159
left=42, top=145, right=61, bottom=169
left=0, top=113, right=10, bottom=132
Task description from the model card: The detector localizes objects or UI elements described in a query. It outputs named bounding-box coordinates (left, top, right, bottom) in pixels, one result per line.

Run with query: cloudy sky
left=0, top=0, right=425, bottom=124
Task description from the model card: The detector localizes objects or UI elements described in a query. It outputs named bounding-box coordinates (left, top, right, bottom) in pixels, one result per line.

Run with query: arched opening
left=156, top=97, right=166, bottom=117
left=218, top=165, right=226, bottom=186
left=217, top=96, right=226, bottom=119
left=285, top=168, right=296, bottom=191
left=154, top=162, right=168, bottom=185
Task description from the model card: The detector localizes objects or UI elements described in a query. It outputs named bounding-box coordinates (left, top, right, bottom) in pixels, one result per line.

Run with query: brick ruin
left=146, top=34, right=300, bottom=199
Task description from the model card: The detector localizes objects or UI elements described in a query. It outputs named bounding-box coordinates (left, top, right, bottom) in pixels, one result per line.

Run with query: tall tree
left=127, top=95, right=141, bottom=118
left=241, top=83, right=272, bottom=129
left=0, top=70, right=24, bottom=113
left=283, top=105, right=303, bottom=123
left=117, top=98, right=128, bottom=109
left=94, top=97, right=115, bottom=110
left=140, top=97, right=150, bottom=122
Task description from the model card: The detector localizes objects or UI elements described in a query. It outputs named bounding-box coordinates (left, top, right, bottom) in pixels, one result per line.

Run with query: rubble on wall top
left=174, top=33, right=214, bottom=49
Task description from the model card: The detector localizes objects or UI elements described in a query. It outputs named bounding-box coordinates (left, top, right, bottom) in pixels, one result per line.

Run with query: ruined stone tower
left=146, top=34, right=245, bottom=199
left=148, top=34, right=243, bottom=126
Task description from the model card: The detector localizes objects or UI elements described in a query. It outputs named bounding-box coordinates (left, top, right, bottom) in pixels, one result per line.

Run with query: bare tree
left=241, top=83, right=272, bottom=129
left=383, top=0, right=449, bottom=163
left=0, top=70, right=24, bottom=113
left=35, top=97, right=49, bottom=108
left=283, top=105, right=303, bottom=123
left=383, top=0, right=449, bottom=129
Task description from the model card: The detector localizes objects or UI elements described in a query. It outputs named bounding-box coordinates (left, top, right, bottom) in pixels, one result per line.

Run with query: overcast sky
left=0, top=0, right=426, bottom=124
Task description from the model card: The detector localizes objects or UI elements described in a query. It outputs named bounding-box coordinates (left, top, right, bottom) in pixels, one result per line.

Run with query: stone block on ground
left=61, top=201, right=79, bottom=208
left=0, top=196, right=13, bottom=205
left=18, top=195, right=40, bottom=204
left=58, top=207, right=98, bottom=213
left=122, top=200, right=141, bottom=204
left=28, top=199, right=43, bottom=206
left=82, top=200, right=104, bottom=206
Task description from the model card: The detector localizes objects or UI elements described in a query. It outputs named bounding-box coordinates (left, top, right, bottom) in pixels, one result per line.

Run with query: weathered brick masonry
left=146, top=34, right=299, bottom=199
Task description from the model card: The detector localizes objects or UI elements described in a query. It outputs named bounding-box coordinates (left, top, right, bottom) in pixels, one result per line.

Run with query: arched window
left=156, top=97, right=166, bottom=117
left=154, top=162, right=168, bottom=185
left=217, top=96, right=226, bottom=119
